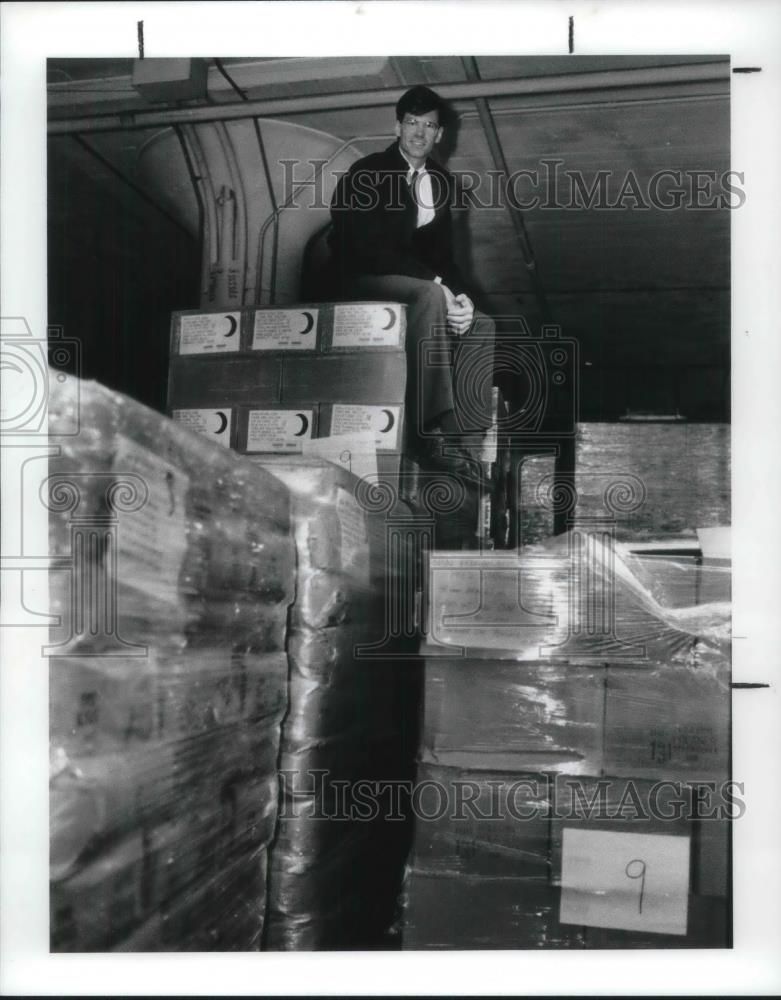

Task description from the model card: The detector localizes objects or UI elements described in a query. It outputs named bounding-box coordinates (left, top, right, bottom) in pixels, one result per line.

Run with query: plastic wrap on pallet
left=603, top=663, right=729, bottom=781
left=50, top=724, right=281, bottom=881
left=51, top=829, right=148, bottom=951
left=267, top=789, right=407, bottom=950
left=422, top=656, right=729, bottom=781
left=49, top=373, right=296, bottom=951
left=425, top=534, right=730, bottom=666
left=422, top=659, right=605, bottom=775
left=283, top=627, right=396, bottom=740
left=50, top=648, right=286, bottom=758
left=401, top=771, right=731, bottom=949
left=409, top=760, right=551, bottom=879
left=268, top=664, right=411, bottom=950
left=112, top=852, right=269, bottom=952
left=47, top=374, right=294, bottom=650
left=401, top=872, right=584, bottom=950
left=257, top=457, right=414, bottom=951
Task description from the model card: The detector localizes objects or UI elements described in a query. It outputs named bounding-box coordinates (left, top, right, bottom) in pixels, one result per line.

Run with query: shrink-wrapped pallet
left=47, top=374, right=293, bottom=652
left=402, top=539, right=731, bottom=950
left=48, top=373, right=296, bottom=951
left=258, top=458, right=417, bottom=950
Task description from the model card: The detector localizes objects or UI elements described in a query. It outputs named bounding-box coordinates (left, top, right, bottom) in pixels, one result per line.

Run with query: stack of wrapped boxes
left=257, top=459, right=417, bottom=949
left=167, top=303, right=422, bottom=948
left=48, top=375, right=295, bottom=951
left=402, top=537, right=731, bottom=948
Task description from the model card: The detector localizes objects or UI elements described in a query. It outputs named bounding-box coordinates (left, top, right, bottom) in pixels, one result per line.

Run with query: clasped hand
left=440, top=284, right=474, bottom=337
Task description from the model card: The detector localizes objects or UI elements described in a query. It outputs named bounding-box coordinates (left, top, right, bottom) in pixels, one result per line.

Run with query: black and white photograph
left=1, top=1, right=779, bottom=995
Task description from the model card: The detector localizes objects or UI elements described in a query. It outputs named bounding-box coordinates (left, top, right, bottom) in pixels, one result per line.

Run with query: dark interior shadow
left=437, top=105, right=481, bottom=308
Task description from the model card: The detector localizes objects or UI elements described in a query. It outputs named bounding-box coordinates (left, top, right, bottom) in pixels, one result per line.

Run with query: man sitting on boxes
left=329, top=85, right=495, bottom=490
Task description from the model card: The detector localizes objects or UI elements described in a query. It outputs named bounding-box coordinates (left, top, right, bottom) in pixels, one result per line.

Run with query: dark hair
left=395, top=85, right=447, bottom=124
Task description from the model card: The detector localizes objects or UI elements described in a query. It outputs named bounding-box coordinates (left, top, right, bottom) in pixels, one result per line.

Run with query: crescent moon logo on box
left=378, top=408, right=395, bottom=433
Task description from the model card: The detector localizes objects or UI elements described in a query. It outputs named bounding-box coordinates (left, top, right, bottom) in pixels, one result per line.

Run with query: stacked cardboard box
left=167, top=302, right=501, bottom=549
left=402, top=539, right=731, bottom=949
left=167, top=303, right=409, bottom=488
left=253, top=457, right=418, bottom=950
left=48, top=374, right=295, bottom=951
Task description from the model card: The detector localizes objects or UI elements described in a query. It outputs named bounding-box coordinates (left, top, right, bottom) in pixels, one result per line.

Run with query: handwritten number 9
left=625, top=858, right=647, bottom=914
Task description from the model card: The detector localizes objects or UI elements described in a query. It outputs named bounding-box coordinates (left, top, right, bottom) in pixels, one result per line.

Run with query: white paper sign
left=302, top=431, right=378, bottom=484
left=251, top=308, right=318, bottom=350
left=330, top=404, right=401, bottom=450
left=172, top=408, right=232, bottom=447
left=178, top=312, right=241, bottom=354
left=332, top=303, right=403, bottom=348
left=559, top=828, right=690, bottom=935
left=335, top=486, right=369, bottom=581
left=245, top=409, right=313, bottom=453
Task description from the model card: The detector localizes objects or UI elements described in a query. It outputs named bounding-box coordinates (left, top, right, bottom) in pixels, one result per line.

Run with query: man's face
left=395, top=108, right=443, bottom=167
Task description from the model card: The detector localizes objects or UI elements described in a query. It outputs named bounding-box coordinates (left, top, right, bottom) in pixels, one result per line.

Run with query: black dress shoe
left=417, top=429, right=487, bottom=488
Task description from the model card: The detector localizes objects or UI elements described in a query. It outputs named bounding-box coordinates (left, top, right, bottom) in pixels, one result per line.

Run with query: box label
left=336, top=486, right=369, bottom=581
left=178, top=312, right=241, bottom=354
left=330, top=404, right=401, bottom=450
left=112, top=437, right=189, bottom=607
left=559, top=828, right=690, bottom=935
left=252, top=308, right=319, bottom=350
left=245, top=409, right=313, bottom=453
left=172, top=408, right=232, bottom=448
left=332, top=303, right=403, bottom=348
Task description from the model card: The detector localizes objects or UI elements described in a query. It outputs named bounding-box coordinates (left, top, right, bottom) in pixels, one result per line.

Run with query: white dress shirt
left=399, top=149, right=436, bottom=228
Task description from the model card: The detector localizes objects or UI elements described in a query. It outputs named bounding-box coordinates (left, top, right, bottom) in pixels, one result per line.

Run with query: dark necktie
left=409, top=169, right=420, bottom=203
left=410, top=170, right=423, bottom=226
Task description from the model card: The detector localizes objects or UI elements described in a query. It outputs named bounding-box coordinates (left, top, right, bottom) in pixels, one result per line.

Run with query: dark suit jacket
left=329, top=141, right=467, bottom=296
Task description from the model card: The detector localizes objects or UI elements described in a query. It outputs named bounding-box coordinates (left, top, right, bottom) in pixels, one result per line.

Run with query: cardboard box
left=410, top=760, right=551, bottom=879
left=402, top=873, right=584, bottom=950
left=50, top=655, right=159, bottom=757
left=692, top=784, right=732, bottom=898
left=280, top=351, right=407, bottom=405
left=50, top=744, right=179, bottom=878
left=582, top=894, right=729, bottom=949
left=422, top=658, right=605, bottom=776
left=134, top=828, right=269, bottom=951
left=167, top=354, right=283, bottom=408
left=422, top=544, right=729, bottom=666
left=603, top=665, right=730, bottom=782
left=156, top=647, right=247, bottom=738
left=51, top=831, right=147, bottom=951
